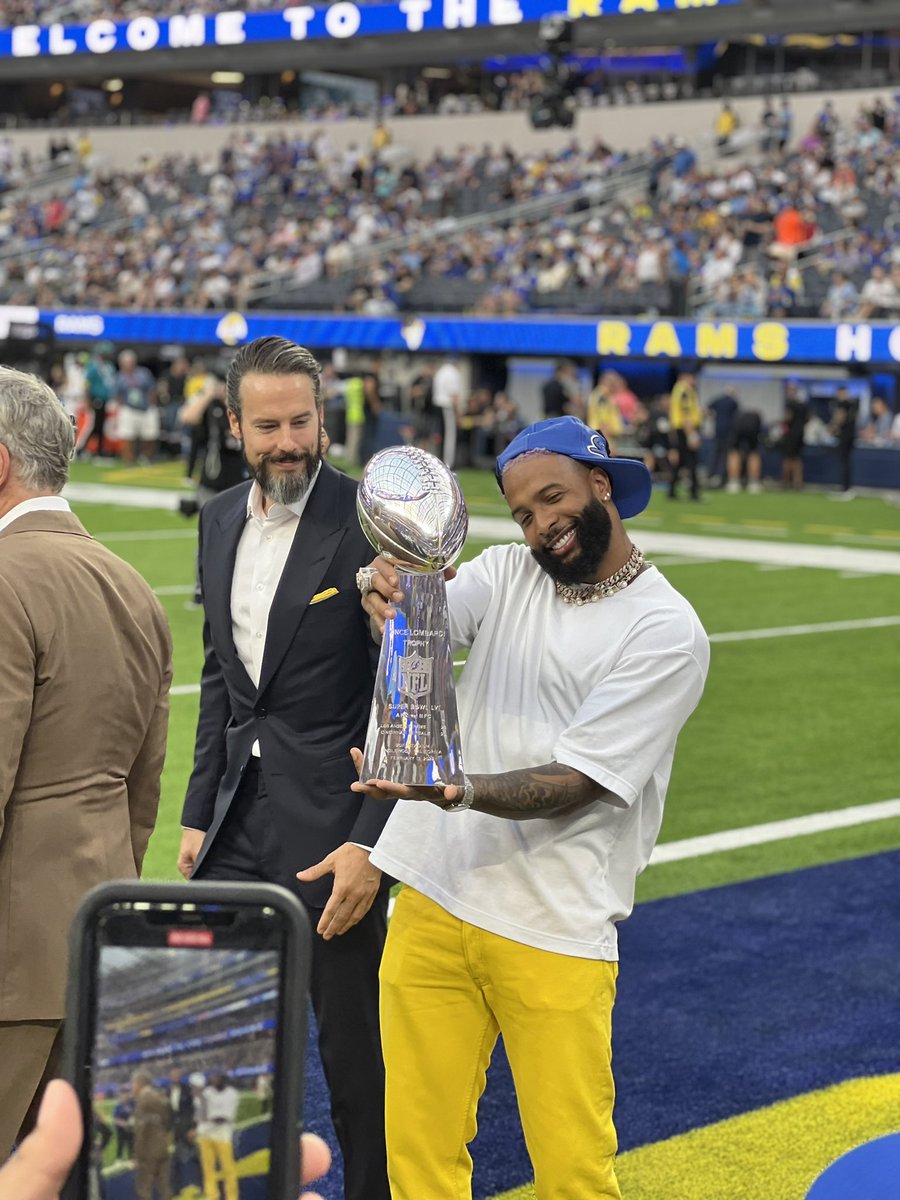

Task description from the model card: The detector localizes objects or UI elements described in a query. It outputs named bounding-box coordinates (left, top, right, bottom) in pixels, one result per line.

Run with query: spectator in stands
left=177, top=338, right=391, bottom=1200
left=0, top=368, right=171, bottom=1163
left=821, top=271, right=860, bottom=321
left=857, top=265, right=900, bottom=318
left=132, top=1072, right=172, bottom=1200
left=706, top=385, right=739, bottom=488
left=770, top=202, right=816, bottom=262
left=777, top=98, right=794, bottom=152
left=829, top=386, right=859, bottom=495
left=715, top=103, right=739, bottom=155
left=726, top=407, right=764, bottom=494
left=668, top=370, right=703, bottom=501
left=781, top=379, right=809, bottom=490
left=114, top=350, right=159, bottom=465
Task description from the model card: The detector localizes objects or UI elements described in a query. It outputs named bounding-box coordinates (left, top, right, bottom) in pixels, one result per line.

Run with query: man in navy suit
left=178, top=336, right=391, bottom=1200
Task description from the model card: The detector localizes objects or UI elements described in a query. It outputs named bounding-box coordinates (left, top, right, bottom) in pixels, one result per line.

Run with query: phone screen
left=81, top=899, right=292, bottom=1200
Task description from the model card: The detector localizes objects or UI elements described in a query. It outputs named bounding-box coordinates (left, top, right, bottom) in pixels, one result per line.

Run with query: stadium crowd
left=1, top=94, right=898, bottom=320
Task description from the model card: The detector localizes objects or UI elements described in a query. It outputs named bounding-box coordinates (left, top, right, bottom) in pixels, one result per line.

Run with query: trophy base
left=361, top=571, right=464, bottom=787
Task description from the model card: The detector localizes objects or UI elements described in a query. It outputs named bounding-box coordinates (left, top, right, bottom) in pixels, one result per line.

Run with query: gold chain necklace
left=554, top=544, right=645, bottom=606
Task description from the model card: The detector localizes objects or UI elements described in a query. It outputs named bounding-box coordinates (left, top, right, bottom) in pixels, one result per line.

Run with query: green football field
left=65, top=460, right=900, bottom=899
left=64, top=461, right=900, bottom=1199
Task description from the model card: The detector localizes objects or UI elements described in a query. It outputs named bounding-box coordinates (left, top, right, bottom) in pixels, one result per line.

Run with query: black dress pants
left=196, top=762, right=390, bottom=1200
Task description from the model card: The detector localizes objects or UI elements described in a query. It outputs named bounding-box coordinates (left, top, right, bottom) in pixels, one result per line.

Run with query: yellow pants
left=380, top=887, right=621, bottom=1200
left=197, top=1134, right=238, bottom=1200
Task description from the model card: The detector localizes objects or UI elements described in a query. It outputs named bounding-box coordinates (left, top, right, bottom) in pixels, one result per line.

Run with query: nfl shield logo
left=398, top=653, right=433, bottom=699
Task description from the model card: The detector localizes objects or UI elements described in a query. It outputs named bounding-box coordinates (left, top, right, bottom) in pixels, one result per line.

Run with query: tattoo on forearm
left=469, top=762, right=605, bottom=820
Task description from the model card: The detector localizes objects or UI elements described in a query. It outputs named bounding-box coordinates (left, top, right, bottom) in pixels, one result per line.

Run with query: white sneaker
left=725, top=480, right=741, bottom=494
left=748, top=481, right=762, bottom=494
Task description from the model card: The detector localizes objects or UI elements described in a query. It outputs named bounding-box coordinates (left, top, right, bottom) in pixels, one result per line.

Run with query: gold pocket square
left=310, top=587, right=339, bottom=605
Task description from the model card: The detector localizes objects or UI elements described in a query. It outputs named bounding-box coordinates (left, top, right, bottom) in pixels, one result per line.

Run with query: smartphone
left=61, top=881, right=311, bottom=1200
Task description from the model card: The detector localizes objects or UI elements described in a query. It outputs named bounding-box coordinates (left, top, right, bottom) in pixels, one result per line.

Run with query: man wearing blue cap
left=355, top=416, right=710, bottom=1200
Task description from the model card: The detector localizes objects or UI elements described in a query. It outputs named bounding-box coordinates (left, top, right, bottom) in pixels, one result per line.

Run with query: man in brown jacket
left=0, top=366, right=172, bottom=1161
left=132, top=1073, right=173, bottom=1200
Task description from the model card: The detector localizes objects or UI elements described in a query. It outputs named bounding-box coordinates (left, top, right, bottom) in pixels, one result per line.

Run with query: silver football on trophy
left=357, top=446, right=468, bottom=572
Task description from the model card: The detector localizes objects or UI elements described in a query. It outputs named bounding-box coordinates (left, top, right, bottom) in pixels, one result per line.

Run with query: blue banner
left=22, top=306, right=900, bottom=366
left=0, top=0, right=745, bottom=60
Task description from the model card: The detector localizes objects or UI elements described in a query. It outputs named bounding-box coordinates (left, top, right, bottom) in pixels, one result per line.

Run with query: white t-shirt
left=371, top=544, right=710, bottom=960
left=432, top=362, right=463, bottom=410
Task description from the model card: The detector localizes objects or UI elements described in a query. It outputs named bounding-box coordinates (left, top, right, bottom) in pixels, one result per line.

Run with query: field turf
left=65, top=462, right=900, bottom=1198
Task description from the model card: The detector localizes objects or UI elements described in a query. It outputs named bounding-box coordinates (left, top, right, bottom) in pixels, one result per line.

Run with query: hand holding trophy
left=356, top=446, right=468, bottom=787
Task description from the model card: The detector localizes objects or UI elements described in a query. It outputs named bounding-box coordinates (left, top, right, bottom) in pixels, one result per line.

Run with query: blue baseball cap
left=496, top=416, right=653, bottom=520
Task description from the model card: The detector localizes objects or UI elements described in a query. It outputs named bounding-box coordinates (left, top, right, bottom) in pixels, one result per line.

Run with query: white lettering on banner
left=11, top=25, right=40, bottom=55
left=888, top=327, right=900, bottom=362
left=125, top=16, right=160, bottom=50
left=400, top=0, right=432, bottom=32
left=168, top=13, right=206, bottom=47
left=85, top=19, right=116, bottom=52
left=283, top=5, right=315, bottom=38
left=324, top=2, right=361, bottom=38
left=835, top=323, right=872, bottom=363
left=443, top=0, right=478, bottom=29
left=54, top=313, right=106, bottom=336
left=489, top=0, right=523, bottom=24
left=48, top=23, right=76, bottom=54
left=214, top=11, right=246, bottom=44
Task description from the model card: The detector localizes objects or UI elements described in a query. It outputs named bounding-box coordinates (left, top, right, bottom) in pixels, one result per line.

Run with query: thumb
left=0, top=1079, right=83, bottom=1200
left=296, top=857, right=334, bottom=882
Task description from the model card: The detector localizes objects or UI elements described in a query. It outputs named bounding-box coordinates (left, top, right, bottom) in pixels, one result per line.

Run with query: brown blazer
left=0, top=508, right=172, bottom=1021
left=133, top=1085, right=172, bottom=1163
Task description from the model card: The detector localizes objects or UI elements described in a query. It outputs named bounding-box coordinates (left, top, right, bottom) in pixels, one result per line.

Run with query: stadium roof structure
left=1, top=0, right=898, bottom=84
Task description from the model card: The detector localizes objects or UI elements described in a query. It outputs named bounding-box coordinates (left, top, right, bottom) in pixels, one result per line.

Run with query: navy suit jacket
left=182, top=461, right=390, bottom=907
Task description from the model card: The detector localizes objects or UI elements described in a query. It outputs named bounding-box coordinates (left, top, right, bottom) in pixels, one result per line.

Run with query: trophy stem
left=361, top=571, right=465, bottom=786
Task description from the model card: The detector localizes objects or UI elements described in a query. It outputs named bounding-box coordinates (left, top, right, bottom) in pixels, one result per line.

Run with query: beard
left=247, top=445, right=321, bottom=507
left=530, top=498, right=614, bottom=584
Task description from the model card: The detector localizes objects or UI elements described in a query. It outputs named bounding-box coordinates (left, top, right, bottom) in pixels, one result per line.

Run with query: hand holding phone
left=0, top=1080, right=332, bottom=1200
left=61, top=882, right=312, bottom=1200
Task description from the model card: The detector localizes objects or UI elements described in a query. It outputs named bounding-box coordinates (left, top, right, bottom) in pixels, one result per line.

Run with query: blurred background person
left=781, top=380, right=809, bottom=490
left=706, top=384, right=739, bottom=488
left=668, top=369, right=703, bottom=501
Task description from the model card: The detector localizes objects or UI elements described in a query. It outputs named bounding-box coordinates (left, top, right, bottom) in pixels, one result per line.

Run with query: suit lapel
left=256, top=463, right=347, bottom=698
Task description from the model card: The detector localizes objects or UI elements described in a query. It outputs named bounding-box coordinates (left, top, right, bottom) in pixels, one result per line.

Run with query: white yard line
left=709, top=614, right=900, bottom=643
left=650, top=798, right=900, bottom=865
left=68, top=482, right=900, bottom=575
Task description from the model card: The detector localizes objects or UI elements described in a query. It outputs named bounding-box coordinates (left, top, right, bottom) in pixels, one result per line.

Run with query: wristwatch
left=441, top=777, right=475, bottom=813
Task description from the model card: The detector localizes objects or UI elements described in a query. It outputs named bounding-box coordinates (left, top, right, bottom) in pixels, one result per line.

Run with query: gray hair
left=226, top=336, right=322, bottom=421
left=0, top=366, right=74, bottom=493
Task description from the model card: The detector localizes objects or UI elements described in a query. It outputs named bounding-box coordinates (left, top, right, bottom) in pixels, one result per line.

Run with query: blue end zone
left=302, top=850, right=900, bottom=1199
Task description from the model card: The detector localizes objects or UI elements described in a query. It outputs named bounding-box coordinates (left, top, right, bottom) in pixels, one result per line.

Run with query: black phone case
left=61, top=880, right=311, bottom=1200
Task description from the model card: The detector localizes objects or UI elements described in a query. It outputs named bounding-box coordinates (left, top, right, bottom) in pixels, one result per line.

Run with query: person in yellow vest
left=715, top=103, right=739, bottom=154
left=668, top=371, right=703, bottom=500
left=586, top=375, right=624, bottom=454
left=344, top=374, right=365, bottom=466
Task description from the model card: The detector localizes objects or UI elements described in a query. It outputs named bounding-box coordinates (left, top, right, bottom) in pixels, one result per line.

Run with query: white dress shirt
left=231, top=468, right=321, bottom=757
left=0, top=495, right=71, bottom=534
